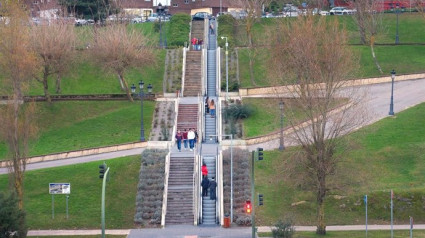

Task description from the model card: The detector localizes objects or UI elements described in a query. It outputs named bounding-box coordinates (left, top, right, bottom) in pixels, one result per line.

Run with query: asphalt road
left=248, top=78, right=425, bottom=151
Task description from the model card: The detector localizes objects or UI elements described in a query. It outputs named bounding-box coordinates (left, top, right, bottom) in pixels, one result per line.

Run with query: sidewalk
left=27, top=225, right=425, bottom=236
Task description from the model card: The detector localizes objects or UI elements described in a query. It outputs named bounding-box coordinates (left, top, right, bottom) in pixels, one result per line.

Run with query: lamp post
left=157, top=3, right=168, bottom=49
left=279, top=101, right=285, bottom=151
left=221, top=36, right=229, bottom=101
left=220, top=0, right=222, bottom=15
left=131, top=81, right=153, bottom=142
left=395, top=3, right=400, bottom=45
left=389, top=70, right=395, bottom=116
left=210, top=134, right=233, bottom=224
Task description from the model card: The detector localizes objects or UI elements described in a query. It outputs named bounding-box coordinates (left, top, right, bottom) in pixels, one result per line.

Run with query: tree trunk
left=316, top=154, right=327, bottom=235
left=55, top=74, right=62, bottom=94
left=42, top=66, right=52, bottom=102
left=370, top=36, right=383, bottom=74
left=118, top=73, right=133, bottom=102
left=117, top=74, right=125, bottom=90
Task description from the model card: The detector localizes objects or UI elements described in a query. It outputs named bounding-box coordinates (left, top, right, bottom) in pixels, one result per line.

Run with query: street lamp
left=131, top=80, right=153, bottom=142
left=279, top=101, right=285, bottom=151
left=395, top=3, right=400, bottom=45
left=221, top=36, right=229, bottom=101
left=157, top=3, right=168, bottom=49
left=210, top=134, right=233, bottom=224
left=389, top=70, right=396, bottom=116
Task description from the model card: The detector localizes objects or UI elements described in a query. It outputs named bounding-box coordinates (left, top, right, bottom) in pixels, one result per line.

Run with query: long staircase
left=177, top=104, right=198, bottom=131
left=183, top=21, right=204, bottom=97
left=202, top=156, right=217, bottom=225
left=165, top=155, right=194, bottom=225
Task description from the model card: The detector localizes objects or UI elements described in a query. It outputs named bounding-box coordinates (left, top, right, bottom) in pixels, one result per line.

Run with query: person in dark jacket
left=175, top=130, right=183, bottom=152
left=209, top=177, right=217, bottom=200
left=201, top=176, right=210, bottom=197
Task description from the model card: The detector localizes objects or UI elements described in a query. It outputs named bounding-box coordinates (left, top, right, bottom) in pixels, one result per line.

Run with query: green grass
left=238, top=45, right=425, bottom=88
left=255, top=102, right=425, bottom=226
left=0, top=155, right=141, bottom=229
left=0, top=101, right=154, bottom=160
left=26, top=50, right=166, bottom=96
left=259, top=230, right=425, bottom=238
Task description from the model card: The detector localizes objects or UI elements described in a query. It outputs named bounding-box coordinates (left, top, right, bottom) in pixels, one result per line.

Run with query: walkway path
left=26, top=224, right=425, bottom=237
left=248, top=77, right=425, bottom=151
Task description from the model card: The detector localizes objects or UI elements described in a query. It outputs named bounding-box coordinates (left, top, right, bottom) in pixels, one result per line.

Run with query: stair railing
left=181, top=46, right=188, bottom=97
left=199, top=93, right=205, bottom=142
left=161, top=151, right=171, bottom=227
left=216, top=47, right=221, bottom=98
left=216, top=147, right=224, bottom=224
left=204, top=18, right=209, bottom=50
left=193, top=147, right=200, bottom=225
left=217, top=97, right=222, bottom=140
left=171, top=97, right=180, bottom=148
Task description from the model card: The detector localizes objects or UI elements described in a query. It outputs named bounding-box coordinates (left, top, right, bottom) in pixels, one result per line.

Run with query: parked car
left=330, top=7, right=356, bottom=15
left=75, top=19, right=87, bottom=26
left=146, top=13, right=159, bottom=22
left=132, top=17, right=143, bottom=23
left=192, top=12, right=210, bottom=21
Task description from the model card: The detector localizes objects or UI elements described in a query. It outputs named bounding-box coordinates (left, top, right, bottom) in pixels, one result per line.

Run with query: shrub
left=224, top=103, right=254, bottom=120
left=0, top=192, right=27, bottom=238
left=271, top=219, right=295, bottom=238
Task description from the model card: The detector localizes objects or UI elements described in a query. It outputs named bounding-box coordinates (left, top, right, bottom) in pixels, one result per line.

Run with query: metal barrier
left=161, top=151, right=171, bottom=227
left=181, top=47, right=188, bottom=97
left=217, top=47, right=221, bottom=98
left=217, top=149, right=224, bottom=225
left=193, top=148, right=199, bottom=225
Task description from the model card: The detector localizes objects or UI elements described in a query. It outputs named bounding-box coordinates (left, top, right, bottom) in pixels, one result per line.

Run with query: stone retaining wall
left=239, top=73, right=425, bottom=96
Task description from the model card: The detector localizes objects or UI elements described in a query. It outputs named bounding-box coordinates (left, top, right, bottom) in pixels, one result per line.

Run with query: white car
left=132, top=17, right=143, bottom=23
left=330, top=7, right=356, bottom=15
left=75, top=19, right=87, bottom=26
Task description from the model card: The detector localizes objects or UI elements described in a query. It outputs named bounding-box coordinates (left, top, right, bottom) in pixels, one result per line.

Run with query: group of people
left=205, top=97, right=216, bottom=117
left=175, top=128, right=198, bottom=152
left=201, top=163, right=217, bottom=200
left=191, top=37, right=203, bottom=51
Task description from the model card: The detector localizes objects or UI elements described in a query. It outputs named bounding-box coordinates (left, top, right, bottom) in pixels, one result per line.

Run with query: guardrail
left=217, top=47, right=221, bottom=98
left=217, top=98, right=222, bottom=140
left=161, top=151, right=171, bottom=227
left=193, top=149, right=199, bottom=225
left=181, top=47, right=188, bottom=97
left=217, top=148, right=224, bottom=225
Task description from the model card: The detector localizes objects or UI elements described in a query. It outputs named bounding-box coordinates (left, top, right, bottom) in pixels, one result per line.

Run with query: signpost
left=49, top=183, right=71, bottom=219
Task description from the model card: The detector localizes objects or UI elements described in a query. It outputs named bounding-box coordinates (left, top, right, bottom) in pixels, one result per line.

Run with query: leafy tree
left=59, top=0, right=119, bottom=21
left=0, top=192, right=27, bottom=238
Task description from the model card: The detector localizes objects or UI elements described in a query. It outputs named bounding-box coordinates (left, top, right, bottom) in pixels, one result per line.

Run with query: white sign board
left=49, top=183, right=71, bottom=194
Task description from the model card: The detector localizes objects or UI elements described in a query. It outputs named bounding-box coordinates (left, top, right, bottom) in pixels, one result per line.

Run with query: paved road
left=0, top=148, right=145, bottom=175
left=248, top=78, right=425, bottom=151
left=26, top=224, right=425, bottom=237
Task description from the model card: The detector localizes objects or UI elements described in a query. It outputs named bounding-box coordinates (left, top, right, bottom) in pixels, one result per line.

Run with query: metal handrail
left=217, top=47, right=221, bottom=98
left=161, top=151, right=171, bottom=227
left=171, top=97, right=180, bottom=148
left=181, top=47, right=187, bottom=97
left=193, top=148, right=199, bottom=225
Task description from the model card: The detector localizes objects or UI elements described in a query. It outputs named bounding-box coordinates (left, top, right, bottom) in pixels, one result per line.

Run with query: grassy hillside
left=255, top=102, right=425, bottom=226
left=0, top=101, right=154, bottom=160
left=0, top=155, right=140, bottom=229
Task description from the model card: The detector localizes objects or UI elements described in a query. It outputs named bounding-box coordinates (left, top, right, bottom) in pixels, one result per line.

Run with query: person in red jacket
left=202, top=163, right=208, bottom=178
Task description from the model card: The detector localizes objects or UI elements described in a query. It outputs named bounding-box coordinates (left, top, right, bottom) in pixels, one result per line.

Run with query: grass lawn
left=259, top=230, right=425, bottom=238
left=0, top=155, right=140, bottom=229
left=0, top=101, right=154, bottom=160
left=255, top=102, right=425, bottom=226
left=242, top=98, right=349, bottom=138
left=26, top=50, right=166, bottom=96
left=238, top=45, right=425, bottom=88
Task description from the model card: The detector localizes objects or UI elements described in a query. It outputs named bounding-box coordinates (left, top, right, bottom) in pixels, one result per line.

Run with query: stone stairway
left=165, top=155, right=194, bottom=225
left=191, top=21, right=204, bottom=45
left=202, top=156, right=217, bottom=225
left=183, top=51, right=202, bottom=97
left=177, top=104, right=198, bottom=131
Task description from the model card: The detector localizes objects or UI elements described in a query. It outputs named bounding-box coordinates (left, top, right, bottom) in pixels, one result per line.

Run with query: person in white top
left=187, top=128, right=196, bottom=151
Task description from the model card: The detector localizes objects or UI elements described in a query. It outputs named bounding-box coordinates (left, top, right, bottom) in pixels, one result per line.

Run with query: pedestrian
left=188, top=128, right=196, bottom=151
left=209, top=99, right=215, bottom=117
left=201, top=176, right=210, bottom=197
left=194, top=129, right=199, bottom=147
left=209, top=177, right=217, bottom=200
left=209, top=22, right=215, bottom=35
left=202, top=162, right=208, bottom=178
left=191, top=37, right=196, bottom=50
left=175, top=129, right=183, bottom=152
left=205, top=97, right=210, bottom=114
left=183, top=129, right=188, bottom=151
left=199, top=39, right=203, bottom=50
left=195, top=38, right=199, bottom=51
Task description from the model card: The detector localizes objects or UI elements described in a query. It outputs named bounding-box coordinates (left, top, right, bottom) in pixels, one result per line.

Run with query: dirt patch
left=149, top=101, right=175, bottom=141
left=163, top=49, right=183, bottom=93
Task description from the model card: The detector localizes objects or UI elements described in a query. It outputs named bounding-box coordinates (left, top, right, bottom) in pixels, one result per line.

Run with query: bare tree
left=414, top=0, right=425, bottom=17
left=237, top=0, right=271, bottom=86
left=90, top=24, right=156, bottom=101
left=30, top=21, right=76, bottom=101
left=0, top=0, right=39, bottom=209
left=351, top=0, right=384, bottom=74
left=268, top=16, right=367, bottom=235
